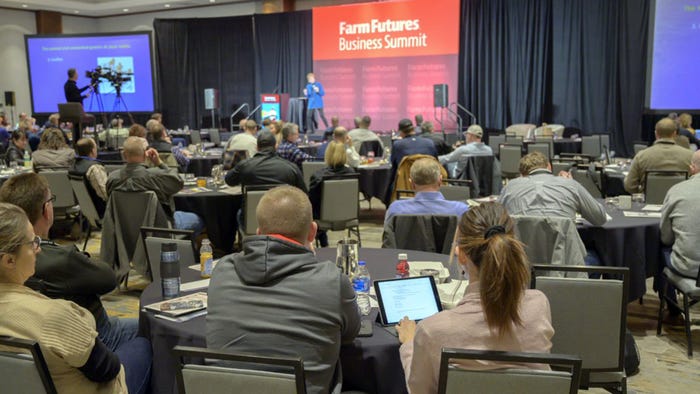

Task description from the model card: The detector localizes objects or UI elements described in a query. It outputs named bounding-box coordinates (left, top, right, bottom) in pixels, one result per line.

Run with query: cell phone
left=160, top=300, right=204, bottom=311
left=358, top=320, right=373, bottom=337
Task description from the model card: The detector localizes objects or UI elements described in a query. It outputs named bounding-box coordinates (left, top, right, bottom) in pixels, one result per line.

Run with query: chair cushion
left=663, top=268, right=700, bottom=297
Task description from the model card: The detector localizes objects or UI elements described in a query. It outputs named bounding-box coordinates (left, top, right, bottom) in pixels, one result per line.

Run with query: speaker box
left=433, top=84, right=448, bottom=108
left=204, top=88, right=219, bottom=110
left=4, top=91, right=15, bottom=107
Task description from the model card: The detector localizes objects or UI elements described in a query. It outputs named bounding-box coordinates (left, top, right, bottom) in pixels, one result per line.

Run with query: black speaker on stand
left=204, top=88, right=219, bottom=129
left=433, top=84, right=448, bottom=108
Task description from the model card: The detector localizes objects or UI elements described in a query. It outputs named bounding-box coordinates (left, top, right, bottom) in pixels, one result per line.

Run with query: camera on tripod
left=85, top=66, right=133, bottom=92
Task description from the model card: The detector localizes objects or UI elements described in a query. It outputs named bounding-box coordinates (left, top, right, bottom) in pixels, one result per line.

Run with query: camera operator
left=64, top=68, right=92, bottom=105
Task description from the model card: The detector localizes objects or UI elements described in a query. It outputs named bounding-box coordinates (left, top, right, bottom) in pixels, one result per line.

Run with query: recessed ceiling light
left=164, top=4, right=171, bottom=8
left=123, top=8, right=129, bottom=12
left=210, top=0, right=216, bottom=3
left=22, top=4, right=28, bottom=8
left=74, top=10, right=80, bottom=14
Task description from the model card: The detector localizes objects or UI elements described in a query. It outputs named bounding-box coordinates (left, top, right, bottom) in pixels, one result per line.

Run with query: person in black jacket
left=420, top=121, right=452, bottom=156
left=225, top=130, right=307, bottom=192
left=308, top=140, right=356, bottom=247
left=64, top=68, right=91, bottom=105
left=4, top=129, right=29, bottom=166
left=0, top=173, right=144, bottom=354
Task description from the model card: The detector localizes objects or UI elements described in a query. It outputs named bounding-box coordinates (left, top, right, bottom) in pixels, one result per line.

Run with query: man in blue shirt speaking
left=304, top=72, right=329, bottom=133
left=384, top=158, right=469, bottom=225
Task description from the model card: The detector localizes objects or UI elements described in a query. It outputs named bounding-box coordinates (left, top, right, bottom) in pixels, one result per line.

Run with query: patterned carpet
left=66, top=198, right=700, bottom=393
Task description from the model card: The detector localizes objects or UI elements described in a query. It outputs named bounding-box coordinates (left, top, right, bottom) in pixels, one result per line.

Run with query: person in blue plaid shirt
left=278, top=122, right=313, bottom=168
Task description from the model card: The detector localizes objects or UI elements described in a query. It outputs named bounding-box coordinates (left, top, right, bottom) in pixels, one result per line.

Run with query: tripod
left=87, top=83, right=109, bottom=131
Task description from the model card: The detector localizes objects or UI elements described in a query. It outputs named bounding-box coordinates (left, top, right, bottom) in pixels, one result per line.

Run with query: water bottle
left=160, top=243, right=180, bottom=299
left=396, top=253, right=410, bottom=278
left=352, top=260, right=371, bottom=315
left=200, top=239, right=214, bottom=278
left=23, top=150, right=31, bottom=168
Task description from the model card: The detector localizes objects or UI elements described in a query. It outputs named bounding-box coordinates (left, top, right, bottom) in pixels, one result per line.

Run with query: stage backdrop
left=312, top=0, right=460, bottom=132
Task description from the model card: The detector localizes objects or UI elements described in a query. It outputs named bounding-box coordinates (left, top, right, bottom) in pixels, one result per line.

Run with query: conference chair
left=382, top=214, right=459, bottom=255
left=571, top=165, right=603, bottom=199
left=301, top=161, right=327, bottom=190
left=140, top=226, right=196, bottom=282
left=499, top=144, right=522, bottom=179
left=551, top=161, right=573, bottom=175
left=531, top=265, right=629, bottom=393
left=239, top=185, right=276, bottom=243
left=104, top=164, right=124, bottom=174
left=656, top=260, right=700, bottom=357
left=487, top=134, right=505, bottom=157
left=190, top=130, right=202, bottom=145
left=379, top=135, right=392, bottom=152
left=632, top=141, right=648, bottom=157
left=390, top=154, right=448, bottom=203
left=222, top=149, right=248, bottom=171
left=581, top=135, right=602, bottom=159
left=440, top=179, right=471, bottom=202
left=437, top=349, right=582, bottom=394
left=38, top=170, right=79, bottom=222
left=209, top=129, right=221, bottom=147
left=317, top=175, right=361, bottom=246
left=534, top=135, right=554, bottom=155
left=0, top=336, right=57, bottom=394
left=644, top=170, right=688, bottom=205
left=359, top=140, right=382, bottom=157
left=172, top=346, right=306, bottom=394
left=527, top=142, right=551, bottom=160
left=511, top=215, right=587, bottom=274
left=68, top=174, right=103, bottom=251
left=454, top=155, right=495, bottom=197
left=504, top=134, right=523, bottom=146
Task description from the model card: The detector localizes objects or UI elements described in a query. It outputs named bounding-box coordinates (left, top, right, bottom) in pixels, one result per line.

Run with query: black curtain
left=154, top=16, right=255, bottom=129
left=459, top=0, right=649, bottom=155
left=460, top=0, right=552, bottom=131
left=253, top=11, right=313, bottom=104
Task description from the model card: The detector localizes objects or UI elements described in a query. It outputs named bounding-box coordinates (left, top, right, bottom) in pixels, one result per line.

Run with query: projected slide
left=312, top=0, right=459, bottom=131
left=647, top=0, right=700, bottom=110
left=25, top=33, right=155, bottom=114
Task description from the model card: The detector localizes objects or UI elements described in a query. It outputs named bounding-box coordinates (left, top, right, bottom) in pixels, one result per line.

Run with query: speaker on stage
left=433, top=84, right=448, bottom=108
left=4, top=91, right=15, bottom=107
left=204, top=88, right=219, bottom=110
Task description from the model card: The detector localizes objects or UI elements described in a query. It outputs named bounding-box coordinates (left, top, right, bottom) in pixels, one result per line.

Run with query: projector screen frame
left=24, top=30, right=158, bottom=116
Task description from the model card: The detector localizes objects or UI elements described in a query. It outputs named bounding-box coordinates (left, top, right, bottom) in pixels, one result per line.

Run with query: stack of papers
left=178, top=187, right=211, bottom=194
left=144, top=292, right=208, bottom=322
left=642, top=204, right=663, bottom=212
left=623, top=211, right=662, bottom=218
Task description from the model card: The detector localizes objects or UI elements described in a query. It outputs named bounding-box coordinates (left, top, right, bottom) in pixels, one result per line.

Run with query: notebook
left=374, top=276, right=442, bottom=326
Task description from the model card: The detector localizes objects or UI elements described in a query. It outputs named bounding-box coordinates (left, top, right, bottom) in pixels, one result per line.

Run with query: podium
left=260, top=93, right=289, bottom=122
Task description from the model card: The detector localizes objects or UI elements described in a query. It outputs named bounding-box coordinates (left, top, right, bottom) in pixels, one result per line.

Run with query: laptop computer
left=374, top=276, right=443, bottom=327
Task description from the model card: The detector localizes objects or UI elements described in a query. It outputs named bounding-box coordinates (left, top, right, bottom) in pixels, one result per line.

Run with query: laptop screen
left=374, top=276, right=443, bottom=325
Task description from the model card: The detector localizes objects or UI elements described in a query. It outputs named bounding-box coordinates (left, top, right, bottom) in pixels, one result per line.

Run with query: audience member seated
left=625, top=118, right=693, bottom=194
left=670, top=112, right=699, bottom=146
left=348, top=115, right=383, bottom=153
left=679, top=112, right=695, bottom=136
left=98, top=117, right=129, bottom=145
left=0, top=202, right=153, bottom=394
left=31, top=128, right=75, bottom=171
left=419, top=121, right=452, bottom=155
left=396, top=202, right=554, bottom=394
left=309, top=140, right=356, bottom=247
left=4, top=129, right=29, bottom=166
left=391, top=118, right=438, bottom=173
left=225, top=131, right=306, bottom=191
left=0, top=173, right=139, bottom=352
left=316, top=127, right=360, bottom=167
left=438, top=124, right=492, bottom=167
left=128, top=123, right=147, bottom=138
left=147, top=121, right=190, bottom=168
left=277, top=122, right=313, bottom=168
left=107, top=137, right=204, bottom=234
left=414, top=114, right=424, bottom=135
left=207, top=186, right=360, bottom=394
left=0, top=114, right=9, bottom=146
left=659, top=150, right=700, bottom=321
left=324, top=115, right=340, bottom=138
left=70, top=138, right=109, bottom=217
left=384, top=158, right=468, bottom=225
left=224, top=119, right=258, bottom=158
left=41, top=113, right=71, bottom=145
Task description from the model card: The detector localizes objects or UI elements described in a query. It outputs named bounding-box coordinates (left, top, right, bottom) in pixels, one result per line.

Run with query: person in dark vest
left=69, top=138, right=108, bottom=217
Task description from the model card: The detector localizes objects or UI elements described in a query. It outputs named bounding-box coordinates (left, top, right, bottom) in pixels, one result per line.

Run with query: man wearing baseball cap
left=391, top=118, right=438, bottom=171
left=438, top=124, right=492, bottom=167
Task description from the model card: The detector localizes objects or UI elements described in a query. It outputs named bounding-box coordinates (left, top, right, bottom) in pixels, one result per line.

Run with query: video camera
left=85, top=66, right=133, bottom=93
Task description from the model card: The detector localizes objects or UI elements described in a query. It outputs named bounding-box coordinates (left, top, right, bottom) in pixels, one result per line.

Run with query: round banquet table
left=577, top=201, right=662, bottom=302
left=138, top=248, right=448, bottom=394
left=358, top=163, right=392, bottom=206
left=298, top=144, right=320, bottom=157
left=97, top=150, right=123, bottom=162
left=186, top=156, right=221, bottom=177
left=552, top=139, right=582, bottom=155
left=173, top=186, right=241, bottom=253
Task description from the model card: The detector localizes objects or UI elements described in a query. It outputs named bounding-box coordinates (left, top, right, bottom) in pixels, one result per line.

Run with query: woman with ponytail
left=396, top=202, right=554, bottom=394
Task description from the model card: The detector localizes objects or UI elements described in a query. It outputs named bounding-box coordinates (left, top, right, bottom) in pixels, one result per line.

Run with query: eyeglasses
left=24, top=235, right=42, bottom=252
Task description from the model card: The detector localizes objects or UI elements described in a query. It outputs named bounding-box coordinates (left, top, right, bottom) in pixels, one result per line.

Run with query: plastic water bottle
left=160, top=243, right=181, bottom=299
left=396, top=253, right=410, bottom=278
left=200, top=239, right=214, bottom=279
left=23, top=150, right=31, bottom=168
left=352, top=260, right=371, bottom=315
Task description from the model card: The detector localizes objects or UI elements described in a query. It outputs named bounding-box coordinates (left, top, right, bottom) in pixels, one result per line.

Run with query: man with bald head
left=207, top=185, right=360, bottom=394
left=224, top=119, right=258, bottom=158
left=107, top=136, right=203, bottom=232
left=624, top=118, right=693, bottom=194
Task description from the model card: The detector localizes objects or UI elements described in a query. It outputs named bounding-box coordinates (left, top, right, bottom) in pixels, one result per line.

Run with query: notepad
left=642, top=204, right=663, bottom=212
left=623, top=211, right=661, bottom=218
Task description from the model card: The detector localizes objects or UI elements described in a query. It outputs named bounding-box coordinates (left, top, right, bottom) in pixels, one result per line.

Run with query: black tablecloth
left=97, top=151, right=123, bottom=162
left=299, top=144, right=320, bottom=157
left=359, top=164, right=392, bottom=206
left=578, top=202, right=661, bottom=301
left=174, top=187, right=241, bottom=253
left=553, top=139, right=581, bottom=155
left=186, top=156, right=221, bottom=177
left=139, top=248, right=448, bottom=394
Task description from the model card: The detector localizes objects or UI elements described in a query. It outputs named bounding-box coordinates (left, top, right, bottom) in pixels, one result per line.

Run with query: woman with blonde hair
left=679, top=113, right=695, bottom=136
left=32, top=128, right=75, bottom=170
left=308, top=140, right=356, bottom=246
left=396, top=202, right=554, bottom=394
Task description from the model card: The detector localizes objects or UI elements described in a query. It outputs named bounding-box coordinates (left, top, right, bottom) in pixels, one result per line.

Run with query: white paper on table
left=408, top=261, right=450, bottom=283
left=623, top=211, right=661, bottom=218
left=642, top=204, right=663, bottom=212
left=180, top=279, right=210, bottom=292
left=153, top=309, right=207, bottom=322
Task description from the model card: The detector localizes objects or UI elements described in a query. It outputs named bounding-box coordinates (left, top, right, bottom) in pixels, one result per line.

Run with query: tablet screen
left=374, top=276, right=442, bottom=325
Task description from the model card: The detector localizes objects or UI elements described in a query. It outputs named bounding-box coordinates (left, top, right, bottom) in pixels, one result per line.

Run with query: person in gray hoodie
left=207, top=185, right=361, bottom=394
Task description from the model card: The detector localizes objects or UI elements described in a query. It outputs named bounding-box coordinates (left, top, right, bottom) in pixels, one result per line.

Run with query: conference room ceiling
left=0, top=0, right=248, bottom=17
